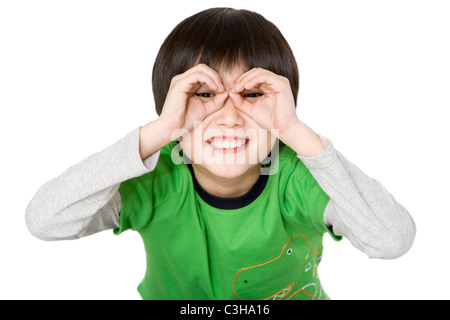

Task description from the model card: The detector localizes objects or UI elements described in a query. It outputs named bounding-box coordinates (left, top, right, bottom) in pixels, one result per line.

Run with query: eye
left=195, top=92, right=215, bottom=99
left=287, top=248, right=293, bottom=255
left=243, top=92, right=264, bottom=98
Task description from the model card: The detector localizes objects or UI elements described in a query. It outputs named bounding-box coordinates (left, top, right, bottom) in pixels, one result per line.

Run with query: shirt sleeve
left=114, top=141, right=182, bottom=235
left=113, top=171, right=157, bottom=235
left=298, top=135, right=416, bottom=259
left=25, top=127, right=160, bottom=240
left=279, top=149, right=340, bottom=241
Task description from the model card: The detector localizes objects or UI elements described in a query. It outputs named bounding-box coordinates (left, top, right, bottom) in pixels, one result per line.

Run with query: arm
left=231, top=68, right=416, bottom=259
left=282, top=121, right=416, bottom=259
left=26, top=64, right=225, bottom=241
left=25, top=120, right=167, bottom=241
left=297, top=135, right=416, bottom=259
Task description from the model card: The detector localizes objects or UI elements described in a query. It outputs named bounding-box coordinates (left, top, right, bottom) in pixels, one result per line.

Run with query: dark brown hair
left=152, top=7, right=299, bottom=115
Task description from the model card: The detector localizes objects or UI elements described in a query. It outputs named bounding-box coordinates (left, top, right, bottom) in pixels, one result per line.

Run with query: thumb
left=214, top=91, right=229, bottom=107
left=229, top=92, right=253, bottom=116
left=229, top=91, right=244, bottom=110
left=205, top=91, right=228, bottom=115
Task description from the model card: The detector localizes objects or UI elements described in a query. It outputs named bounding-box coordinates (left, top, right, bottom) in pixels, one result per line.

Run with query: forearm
left=26, top=128, right=160, bottom=240
left=299, top=136, right=416, bottom=259
left=279, top=120, right=325, bottom=158
left=139, top=118, right=174, bottom=160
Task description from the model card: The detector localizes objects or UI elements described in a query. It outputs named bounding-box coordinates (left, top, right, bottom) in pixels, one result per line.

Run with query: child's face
left=179, top=65, right=277, bottom=180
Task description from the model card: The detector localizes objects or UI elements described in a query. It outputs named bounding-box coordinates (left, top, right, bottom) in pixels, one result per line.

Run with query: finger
left=195, top=91, right=227, bottom=117
left=177, top=71, right=222, bottom=94
left=231, top=68, right=259, bottom=92
left=229, top=92, right=255, bottom=118
left=229, top=91, right=244, bottom=108
left=213, top=91, right=229, bottom=107
left=183, top=64, right=224, bottom=92
left=203, top=100, right=222, bottom=116
left=232, top=68, right=282, bottom=93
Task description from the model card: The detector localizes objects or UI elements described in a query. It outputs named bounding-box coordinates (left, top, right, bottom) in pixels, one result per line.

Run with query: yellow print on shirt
left=232, top=234, right=327, bottom=300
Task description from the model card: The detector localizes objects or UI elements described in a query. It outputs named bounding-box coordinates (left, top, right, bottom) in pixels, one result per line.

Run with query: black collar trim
left=187, top=164, right=269, bottom=210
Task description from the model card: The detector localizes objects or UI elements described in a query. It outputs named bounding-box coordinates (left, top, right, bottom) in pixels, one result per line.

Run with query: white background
left=1, top=0, right=449, bottom=300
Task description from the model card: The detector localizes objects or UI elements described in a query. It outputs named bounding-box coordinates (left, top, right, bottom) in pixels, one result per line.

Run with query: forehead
left=194, top=51, right=247, bottom=73
left=217, top=65, right=247, bottom=80
left=194, top=64, right=247, bottom=90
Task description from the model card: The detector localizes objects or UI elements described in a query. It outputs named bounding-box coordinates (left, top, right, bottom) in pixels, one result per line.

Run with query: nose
left=214, top=95, right=245, bottom=128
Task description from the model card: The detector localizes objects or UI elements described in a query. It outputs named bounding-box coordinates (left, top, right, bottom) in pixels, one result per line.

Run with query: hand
left=158, top=64, right=227, bottom=135
left=229, top=68, right=299, bottom=138
left=229, top=68, right=324, bottom=157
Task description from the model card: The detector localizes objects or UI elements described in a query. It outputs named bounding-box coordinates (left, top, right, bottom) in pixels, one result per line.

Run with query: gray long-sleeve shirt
left=25, top=128, right=416, bottom=259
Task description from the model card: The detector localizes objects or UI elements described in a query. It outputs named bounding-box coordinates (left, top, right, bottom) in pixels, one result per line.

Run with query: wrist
left=139, top=119, right=173, bottom=160
left=279, top=120, right=325, bottom=157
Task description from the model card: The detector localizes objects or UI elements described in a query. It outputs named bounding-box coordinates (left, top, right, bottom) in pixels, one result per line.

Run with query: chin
left=199, top=162, right=258, bottom=180
left=180, top=137, right=269, bottom=179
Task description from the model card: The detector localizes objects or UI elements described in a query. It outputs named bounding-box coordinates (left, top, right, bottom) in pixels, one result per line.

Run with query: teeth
left=209, top=138, right=246, bottom=149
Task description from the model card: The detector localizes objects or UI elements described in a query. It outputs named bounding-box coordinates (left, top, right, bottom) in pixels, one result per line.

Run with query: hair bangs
left=196, top=9, right=290, bottom=74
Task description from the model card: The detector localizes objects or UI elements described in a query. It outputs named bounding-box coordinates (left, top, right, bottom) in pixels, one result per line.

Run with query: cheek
left=255, top=130, right=277, bottom=162
left=178, top=129, right=203, bottom=162
left=178, top=125, right=276, bottom=166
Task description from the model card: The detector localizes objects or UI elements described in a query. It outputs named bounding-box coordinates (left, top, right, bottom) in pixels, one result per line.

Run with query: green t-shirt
left=115, top=141, right=338, bottom=300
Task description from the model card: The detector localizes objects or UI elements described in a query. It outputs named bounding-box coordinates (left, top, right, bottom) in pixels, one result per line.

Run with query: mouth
left=206, top=136, right=250, bottom=154
left=270, top=283, right=294, bottom=300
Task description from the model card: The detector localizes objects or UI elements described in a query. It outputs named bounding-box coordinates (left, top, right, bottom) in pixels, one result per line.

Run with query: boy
left=26, top=8, right=415, bottom=300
